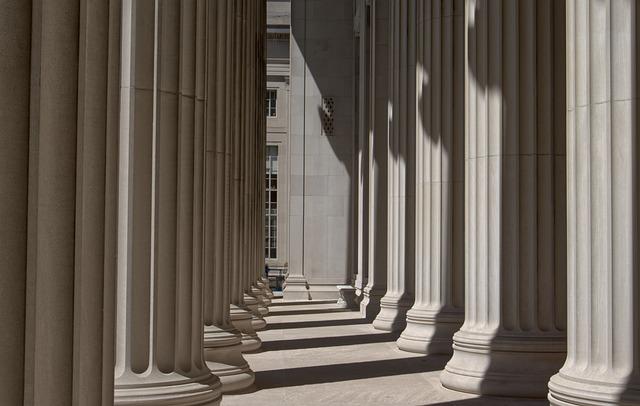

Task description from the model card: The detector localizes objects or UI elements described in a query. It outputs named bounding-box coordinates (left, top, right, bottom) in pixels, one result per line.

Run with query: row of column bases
left=349, top=0, right=640, bottom=405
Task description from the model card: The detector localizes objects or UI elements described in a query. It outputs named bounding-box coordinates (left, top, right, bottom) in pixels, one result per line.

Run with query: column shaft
left=548, top=1, right=640, bottom=404
left=114, top=1, right=221, bottom=404
left=441, top=0, right=566, bottom=397
left=203, top=0, right=255, bottom=392
left=361, top=0, right=390, bottom=320
left=397, top=0, right=465, bottom=355
left=373, top=0, right=417, bottom=332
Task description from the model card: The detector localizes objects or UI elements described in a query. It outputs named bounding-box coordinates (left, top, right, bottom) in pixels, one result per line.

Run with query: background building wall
left=289, top=0, right=356, bottom=296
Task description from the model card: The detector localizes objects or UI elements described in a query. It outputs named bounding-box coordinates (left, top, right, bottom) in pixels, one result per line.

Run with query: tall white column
left=441, top=0, right=566, bottom=397
left=397, top=0, right=465, bottom=355
left=203, top=0, right=255, bottom=393
left=361, top=0, right=390, bottom=320
left=114, top=2, right=221, bottom=404
left=373, top=0, right=416, bottom=332
left=548, top=1, right=640, bottom=404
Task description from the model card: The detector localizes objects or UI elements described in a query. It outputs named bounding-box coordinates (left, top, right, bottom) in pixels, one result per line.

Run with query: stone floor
left=222, top=300, right=548, bottom=406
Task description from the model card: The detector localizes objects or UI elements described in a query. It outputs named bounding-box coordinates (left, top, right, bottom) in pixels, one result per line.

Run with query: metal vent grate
left=321, top=97, right=335, bottom=136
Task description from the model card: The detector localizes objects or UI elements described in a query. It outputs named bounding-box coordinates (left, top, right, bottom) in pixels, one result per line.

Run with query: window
left=266, top=89, right=277, bottom=117
left=265, top=145, right=278, bottom=259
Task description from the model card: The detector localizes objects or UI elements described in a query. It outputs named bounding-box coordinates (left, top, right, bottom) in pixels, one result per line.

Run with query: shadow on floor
left=265, top=318, right=370, bottom=330
left=268, top=307, right=354, bottom=317
left=261, top=332, right=401, bottom=351
left=269, top=299, right=338, bottom=307
left=251, top=356, right=449, bottom=390
left=422, top=397, right=547, bottom=406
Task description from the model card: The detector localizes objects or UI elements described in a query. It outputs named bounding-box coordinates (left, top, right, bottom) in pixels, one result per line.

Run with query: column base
left=243, top=294, right=267, bottom=331
left=548, top=369, right=640, bottom=405
left=203, top=325, right=255, bottom=393
left=115, top=370, right=222, bottom=405
left=260, top=277, right=275, bottom=299
left=250, top=285, right=270, bottom=314
left=441, top=329, right=566, bottom=398
left=254, top=280, right=272, bottom=306
left=229, top=304, right=262, bottom=352
left=283, top=274, right=310, bottom=300
left=372, top=292, right=413, bottom=332
left=397, top=306, right=463, bottom=354
left=360, top=285, right=385, bottom=320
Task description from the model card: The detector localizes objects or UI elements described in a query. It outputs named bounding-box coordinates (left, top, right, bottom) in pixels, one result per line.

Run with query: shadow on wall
left=290, top=0, right=357, bottom=292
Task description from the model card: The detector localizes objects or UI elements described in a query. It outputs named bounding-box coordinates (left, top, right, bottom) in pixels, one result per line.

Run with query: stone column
left=241, top=0, right=269, bottom=322
left=373, top=0, right=416, bottom=332
left=548, top=1, right=640, bottom=404
left=397, top=0, right=465, bottom=355
left=114, top=1, right=221, bottom=404
left=361, top=0, right=390, bottom=320
left=441, top=0, right=566, bottom=397
left=228, top=0, right=263, bottom=351
left=0, top=1, right=119, bottom=404
left=0, top=2, right=36, bottom=403
left=202, top=0, right=255, bottom=393
left=246, top=0, right=271, bottom=315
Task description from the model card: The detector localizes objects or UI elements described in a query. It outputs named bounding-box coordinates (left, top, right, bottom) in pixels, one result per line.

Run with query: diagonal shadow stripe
left=268, top=307, right=356, bottom=317
left=261, top=332, right=400, bottom=351
left=269, top=299, right=338, bottom=307
left=265, top=318, right=370, bottom=330
left=251, top=356, right=450, bottom=390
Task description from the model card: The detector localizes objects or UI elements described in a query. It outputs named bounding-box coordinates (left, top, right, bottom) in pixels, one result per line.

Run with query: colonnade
left=356, top=0, right=640, bottom=403
left=0, top=0, right=269, bottom=405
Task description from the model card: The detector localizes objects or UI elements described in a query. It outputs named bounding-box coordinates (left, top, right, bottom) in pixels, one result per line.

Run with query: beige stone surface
left=222, top=301, right=547, bottom=406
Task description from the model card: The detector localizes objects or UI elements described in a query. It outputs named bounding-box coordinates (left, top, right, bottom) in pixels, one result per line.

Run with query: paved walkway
left=222, top=300, right=547, bottom=406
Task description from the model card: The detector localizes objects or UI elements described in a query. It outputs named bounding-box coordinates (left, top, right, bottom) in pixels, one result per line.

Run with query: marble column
left=114, top=1, right=221, bottom=404
left=202, top=0, right=255, bottom=393
left=373, top=0, right=416, bottom=332
left=397, top=0, right=465, bottom=355
left=548, top=1, right=640, bottom=404
left=361, top=0, right=390, bottom=320
left=441, top=0, right=566, bottom=397
left=0, top=1, right=119, bottom=404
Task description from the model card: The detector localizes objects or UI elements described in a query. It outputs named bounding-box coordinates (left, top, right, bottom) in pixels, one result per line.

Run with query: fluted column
left=114, top=1, right=221, bottom=404
left=361, top=0, right=390, bottom=320
left=246, top=0, right=272, bottom=315
left=373, top=0, right=416, bottom=332
left=397, top=0, right=465, bottom=355
left=548, top=1, right=640, bottom=404
left=441, top=0, right=566, bottom=397
left=228, top=0, right=262, bottom=352
left=241, top=0, right=269, bottom=326
left=202, top=0, right=255, bottom=393
left=0, top=2, right=119, bottom=404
